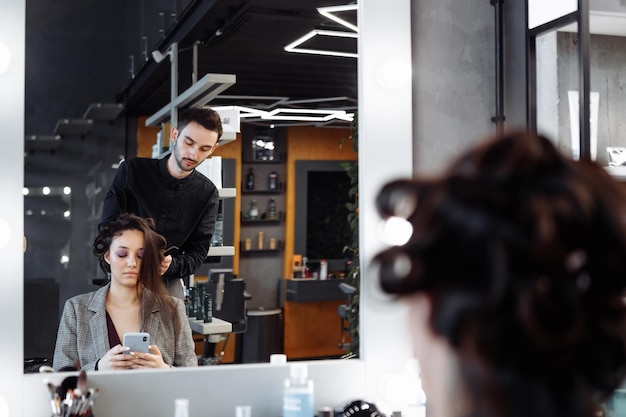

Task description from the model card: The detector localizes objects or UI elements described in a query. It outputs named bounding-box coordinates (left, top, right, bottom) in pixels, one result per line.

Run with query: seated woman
left=53, top=213, right=197, bottom=371
left=375, top=131, right=626, bottom=417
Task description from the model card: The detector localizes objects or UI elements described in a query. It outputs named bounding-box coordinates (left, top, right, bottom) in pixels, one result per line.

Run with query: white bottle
left=319, top=260, right=328, bottom=280
left=283, top=363, right=314, bottom=417
left=174, top=398, right=189, bottom=417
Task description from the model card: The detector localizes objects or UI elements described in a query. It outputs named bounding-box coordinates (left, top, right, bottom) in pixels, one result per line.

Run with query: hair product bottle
left=246, top=168, right=255, bottom=190
left=283, top=363, right=314, bottom=417
left=211, top=200, right=224, bottom=246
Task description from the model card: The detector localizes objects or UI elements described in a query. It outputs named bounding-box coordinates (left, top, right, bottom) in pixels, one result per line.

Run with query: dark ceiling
left=118, top=0, right=358, bottom=124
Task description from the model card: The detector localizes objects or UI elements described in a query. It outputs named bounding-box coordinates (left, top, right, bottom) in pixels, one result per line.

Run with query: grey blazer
left=53, top=284, right=197, bottom=370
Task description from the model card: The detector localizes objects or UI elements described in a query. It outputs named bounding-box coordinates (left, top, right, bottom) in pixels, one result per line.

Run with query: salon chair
left=200, top=271, right=250, bottom=365
left=337, top=282, right=357, bottom=356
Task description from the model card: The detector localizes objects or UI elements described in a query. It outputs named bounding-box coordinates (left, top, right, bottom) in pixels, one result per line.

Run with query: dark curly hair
left=375, top=131, right=626, bottom=417
left=93, top=213, right=180, bottom=333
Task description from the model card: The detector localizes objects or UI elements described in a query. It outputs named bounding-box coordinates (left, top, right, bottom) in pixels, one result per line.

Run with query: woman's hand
left=97, top=344, right=134, bottom=370
left=127, top=345, right=170, bottom=369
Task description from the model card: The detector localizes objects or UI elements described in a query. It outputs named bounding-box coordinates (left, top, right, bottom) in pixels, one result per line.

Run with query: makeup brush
left=77, top=370, right=87, bottom=394
left=42, top=378, right=60, bottom=416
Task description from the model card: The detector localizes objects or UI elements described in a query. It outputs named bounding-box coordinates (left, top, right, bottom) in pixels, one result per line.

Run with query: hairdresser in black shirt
left=101, top=107, right=223, bottom=299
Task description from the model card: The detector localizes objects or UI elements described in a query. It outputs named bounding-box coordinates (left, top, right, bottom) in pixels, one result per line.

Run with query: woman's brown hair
left=93, top=213, right=180, bottom=334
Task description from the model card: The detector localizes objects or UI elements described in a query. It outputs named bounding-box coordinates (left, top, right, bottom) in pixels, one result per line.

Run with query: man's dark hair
left=177, top=106, right=223, bottom=139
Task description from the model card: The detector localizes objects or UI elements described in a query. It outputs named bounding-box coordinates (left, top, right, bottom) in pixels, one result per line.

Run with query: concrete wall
left=412, top=0, right=497, bottom=175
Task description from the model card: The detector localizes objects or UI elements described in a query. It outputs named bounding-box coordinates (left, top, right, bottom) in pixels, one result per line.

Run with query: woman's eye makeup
left=115, top=250, right=128, bottom=258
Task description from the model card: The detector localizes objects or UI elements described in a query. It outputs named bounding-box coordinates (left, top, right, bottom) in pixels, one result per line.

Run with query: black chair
left=337, top=282, right=356, bottom=354
left=200, top=272, right=250, bottom=364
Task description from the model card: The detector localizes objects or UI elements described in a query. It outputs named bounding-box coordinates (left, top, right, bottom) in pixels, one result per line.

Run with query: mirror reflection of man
left=101, top=106, right=222, bottom=299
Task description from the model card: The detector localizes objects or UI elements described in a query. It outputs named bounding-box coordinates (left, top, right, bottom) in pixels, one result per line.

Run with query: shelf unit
left=239, top=239, right=283, bottom=255
left=241, top=186, right=284, bottom=195
left=241, top=211, right=283, bottom=225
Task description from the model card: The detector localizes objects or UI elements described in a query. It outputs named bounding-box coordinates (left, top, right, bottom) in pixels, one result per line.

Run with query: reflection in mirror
left=534, top=11, right=626, bottom=167
left=23, top=0, right=359, bottom=372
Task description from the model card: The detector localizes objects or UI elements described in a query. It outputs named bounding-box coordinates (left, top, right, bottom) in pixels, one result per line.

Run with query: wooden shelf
left=241, top=187, right=284, bottom=195
left=239, top=239, right=283, bottom=254
left=242, top=154, right=285, bottom=164
left=241, top=211, right=283, bottom=225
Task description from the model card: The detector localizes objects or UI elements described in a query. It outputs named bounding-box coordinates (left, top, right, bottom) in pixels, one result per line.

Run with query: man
left=101, top=106, right=222, bottom=299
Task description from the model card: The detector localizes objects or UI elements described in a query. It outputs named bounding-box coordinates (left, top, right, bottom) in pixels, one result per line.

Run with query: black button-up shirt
left=101, top=155, right=219, bottom=279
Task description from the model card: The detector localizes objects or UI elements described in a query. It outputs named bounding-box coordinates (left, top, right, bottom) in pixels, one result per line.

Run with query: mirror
left=5, top=0, right=413, bottom=414
left=22, top=0, right=361, bottom=369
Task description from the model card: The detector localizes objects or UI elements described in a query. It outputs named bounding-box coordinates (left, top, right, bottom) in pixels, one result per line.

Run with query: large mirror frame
left=1, top=0, right=415, bottom=416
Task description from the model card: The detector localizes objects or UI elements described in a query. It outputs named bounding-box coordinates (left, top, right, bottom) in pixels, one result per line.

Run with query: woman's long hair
left=375, top=131, right=626, bottom=417
left=93, top=213, right=180, bottom=334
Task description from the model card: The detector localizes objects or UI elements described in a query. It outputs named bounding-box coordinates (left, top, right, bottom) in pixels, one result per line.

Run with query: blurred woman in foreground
left=375, top=131, right=626, bottom=417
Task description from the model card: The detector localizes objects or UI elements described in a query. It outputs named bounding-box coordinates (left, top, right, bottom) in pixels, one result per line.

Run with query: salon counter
left=23, top=359, right=366, bottom=417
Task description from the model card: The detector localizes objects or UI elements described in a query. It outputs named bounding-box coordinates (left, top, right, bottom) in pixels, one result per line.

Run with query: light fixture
left=284, top=29, right=358, bottom=58
left=318, top=4, right=359, bottom=33
left=22, top=186, right=71, bottom=197
left=235, top=106, right=353, bottom=122
left=151, top=48, right=171, bottom=63
left=378, top=216, right=413, bottom=246
left=285, top=3, right=358, bottom=58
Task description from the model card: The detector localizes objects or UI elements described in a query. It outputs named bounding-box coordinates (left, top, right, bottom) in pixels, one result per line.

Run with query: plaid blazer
left=53, top=283, right=197, bottom=370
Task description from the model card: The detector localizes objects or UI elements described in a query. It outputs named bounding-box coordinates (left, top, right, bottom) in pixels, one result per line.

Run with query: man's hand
left=160, top=254, right=172, bottom=276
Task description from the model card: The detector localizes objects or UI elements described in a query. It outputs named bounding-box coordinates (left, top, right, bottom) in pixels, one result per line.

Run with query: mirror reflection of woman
left=53, top=213, right=197, bottom=371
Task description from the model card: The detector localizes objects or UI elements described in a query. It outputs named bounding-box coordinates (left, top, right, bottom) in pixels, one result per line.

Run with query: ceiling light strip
left=318, top=4, right=359, bottom=33
left=284, top=29, right=358, bottom=59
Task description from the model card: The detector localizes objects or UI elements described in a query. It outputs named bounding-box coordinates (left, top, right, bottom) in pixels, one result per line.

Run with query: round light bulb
left=378, top=216, right=413, bottom=246
left=377, top=57, right=412, bottom=90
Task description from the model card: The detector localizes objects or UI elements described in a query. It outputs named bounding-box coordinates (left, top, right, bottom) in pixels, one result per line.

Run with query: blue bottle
left=283, top=363, right=314, bottom=417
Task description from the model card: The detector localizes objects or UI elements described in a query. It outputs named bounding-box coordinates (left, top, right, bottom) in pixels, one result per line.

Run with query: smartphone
left=164, top=246, right=179, bottom=256
left=123, top=332, right=150, bottom=354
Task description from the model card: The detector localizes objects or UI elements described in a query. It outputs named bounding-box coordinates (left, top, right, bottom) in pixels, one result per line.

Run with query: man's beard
left=173, top=142, right=197, bottom=172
